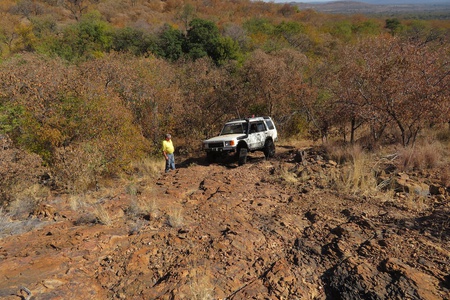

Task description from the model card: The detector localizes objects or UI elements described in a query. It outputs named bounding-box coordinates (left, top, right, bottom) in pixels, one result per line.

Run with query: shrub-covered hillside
left=0, top=0, right=449, bottom=196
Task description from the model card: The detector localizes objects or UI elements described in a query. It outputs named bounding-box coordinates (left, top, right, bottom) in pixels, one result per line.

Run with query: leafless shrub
left=0, top=208, right=11, bottom=229
left=8, top=184, right=50, bottom=219
left=0, top=146, right=49, bottom=207
left=52, top=144, right=104, bottom=194
left=128, top=218, right=146, bottom=235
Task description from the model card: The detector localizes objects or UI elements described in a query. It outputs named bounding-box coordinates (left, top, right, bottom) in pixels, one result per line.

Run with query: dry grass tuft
left=167, top=207, right=183, bottom=228
left=402, top=193, right=428, bottom=212
left=93, top=204, right=111, bottom=225
left=435, top=127, right=450, bottom=143
left=146, top=198, right=159, bottom=220
left=189, top=276, right=214, bottom=300
left=325, top=142, right=354, bottom=164
left=130, top=157, right=165, bottom=179
left=125, top=199, right=141, bottom=217
left=329, top=144, right=377, bottom=195
left=125, top=183, right=139, bottom=197
left=281, top=137, right=318, bottom=149
left=396, top=141, right=445, bottom=172
left=279, top=166, right=299, bottom=184
left=69, top=194, right=85, bottom=211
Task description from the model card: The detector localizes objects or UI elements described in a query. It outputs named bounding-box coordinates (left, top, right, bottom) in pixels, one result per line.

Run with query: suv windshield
left=220, top=122, right=248, bottom=135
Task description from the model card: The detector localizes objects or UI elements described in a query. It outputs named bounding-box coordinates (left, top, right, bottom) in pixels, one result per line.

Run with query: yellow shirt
left=162, top=139, right=174, bottom=154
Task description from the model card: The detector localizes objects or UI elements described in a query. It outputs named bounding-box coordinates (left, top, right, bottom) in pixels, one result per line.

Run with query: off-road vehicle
left=202, top=116, right=278, bottom=165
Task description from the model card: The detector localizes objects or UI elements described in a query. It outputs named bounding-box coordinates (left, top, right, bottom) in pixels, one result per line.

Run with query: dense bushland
left=0, top=0, right=449, bottom=200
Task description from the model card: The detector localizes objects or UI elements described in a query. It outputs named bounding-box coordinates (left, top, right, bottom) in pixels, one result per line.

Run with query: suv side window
left=256, top=122, right=266, bottom=132
left=265, top=119, right=275, bottom=130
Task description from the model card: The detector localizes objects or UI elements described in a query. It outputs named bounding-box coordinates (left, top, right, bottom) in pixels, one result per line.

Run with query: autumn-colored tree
left=58, top=0, right=89, bottom=21
left=239, top=49, right=313, bottom=133
left=30, top=15, right=58, bottom=39
left=0, top=53, right=151, bottom=189
left=317, top=41, right=370, bottom=143
left=278, top=4, right=298, bottom=18
left=78, top=53, right=183, bottom=148
left=272, top=21, right=306, bottom=50
left=329, top=35, right=449, bottom=146
left=0, top=14, right=22, bottom=55
left=242, top=17, right=274, bottom=51
left=10, top=0, right=45, bottom=19
left=176, top=3, right=196, bottom=33
left=175, top=57, right=236, bottom=140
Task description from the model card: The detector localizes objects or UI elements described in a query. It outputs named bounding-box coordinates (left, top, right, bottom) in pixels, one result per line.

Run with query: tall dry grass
left=189, top=275, right=214, bottom=300
left=327, top=144, right=377, bottom=195
left=123, top=157, right=165, bottom=220
left=167, top=207, right=184, bottom=228
left=396, top=140, right=446, bottom=172
left=130, top=157, right=166, bottom=180
left=435, top=126, right=450, bottom=144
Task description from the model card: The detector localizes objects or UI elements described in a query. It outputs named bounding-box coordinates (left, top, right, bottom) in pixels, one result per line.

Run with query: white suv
left=202, top=116, right=278, bottom=165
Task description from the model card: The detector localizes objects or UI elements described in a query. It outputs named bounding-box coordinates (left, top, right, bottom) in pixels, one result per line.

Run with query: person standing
left=162, top=133, right=175, bottom=173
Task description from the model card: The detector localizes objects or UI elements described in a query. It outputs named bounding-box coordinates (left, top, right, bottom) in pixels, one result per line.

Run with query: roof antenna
left=236, top=108, right=241, bottom=119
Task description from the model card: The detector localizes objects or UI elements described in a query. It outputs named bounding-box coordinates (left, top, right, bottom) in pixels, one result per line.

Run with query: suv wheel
left=206, top=152, right=216, bottom=163
left=264, top=139, right=275, bottom=158
left=237, top=146, right=248, bottom=165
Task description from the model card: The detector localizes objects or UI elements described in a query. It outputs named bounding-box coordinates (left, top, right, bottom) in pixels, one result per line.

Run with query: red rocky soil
left=0, top=145, right=449, bottom=299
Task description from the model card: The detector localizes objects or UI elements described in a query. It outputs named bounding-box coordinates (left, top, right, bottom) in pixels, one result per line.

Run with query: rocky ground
left=0, top=143, right=449, bottom=299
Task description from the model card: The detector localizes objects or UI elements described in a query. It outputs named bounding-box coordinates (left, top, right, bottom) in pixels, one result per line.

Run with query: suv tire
left=263, top=139, right=275, bottom=158
left=206, top=152, right=217, bottom=163
left=237, top=146, right=248, bottom=165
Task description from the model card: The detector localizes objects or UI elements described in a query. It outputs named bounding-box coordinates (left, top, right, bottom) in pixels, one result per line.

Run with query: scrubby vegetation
left=0, top=0, right=448, bottom=206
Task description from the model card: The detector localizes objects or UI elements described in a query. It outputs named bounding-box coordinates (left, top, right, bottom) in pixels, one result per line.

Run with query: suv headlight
left=224, top=141, right=235, bottom=147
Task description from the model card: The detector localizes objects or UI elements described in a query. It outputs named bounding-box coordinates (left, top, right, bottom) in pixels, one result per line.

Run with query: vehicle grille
left=208, top=142, right=223, bottom=148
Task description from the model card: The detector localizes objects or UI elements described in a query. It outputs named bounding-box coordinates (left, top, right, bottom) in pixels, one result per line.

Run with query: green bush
left=46, top=11, right=113, bottom=61
left=112, top=27, right=153, bottom=56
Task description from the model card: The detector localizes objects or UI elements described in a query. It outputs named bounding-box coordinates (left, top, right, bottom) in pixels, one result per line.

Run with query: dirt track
left=0, top=145, right=449, bottom=299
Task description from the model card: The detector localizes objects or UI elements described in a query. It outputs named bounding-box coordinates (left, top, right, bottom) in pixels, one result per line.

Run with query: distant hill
left=292, top=0, right=450, bottom=17
left=363, top=0, right=449, bottom=4
left=287, top=0, right=449, bottom=3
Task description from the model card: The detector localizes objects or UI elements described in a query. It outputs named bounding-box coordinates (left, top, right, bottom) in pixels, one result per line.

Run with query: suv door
left=248, top=122, right=259, bottom=150
left=248, top=121, right=267, bottom=150
left=255, top=121, right=267, bottom=148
